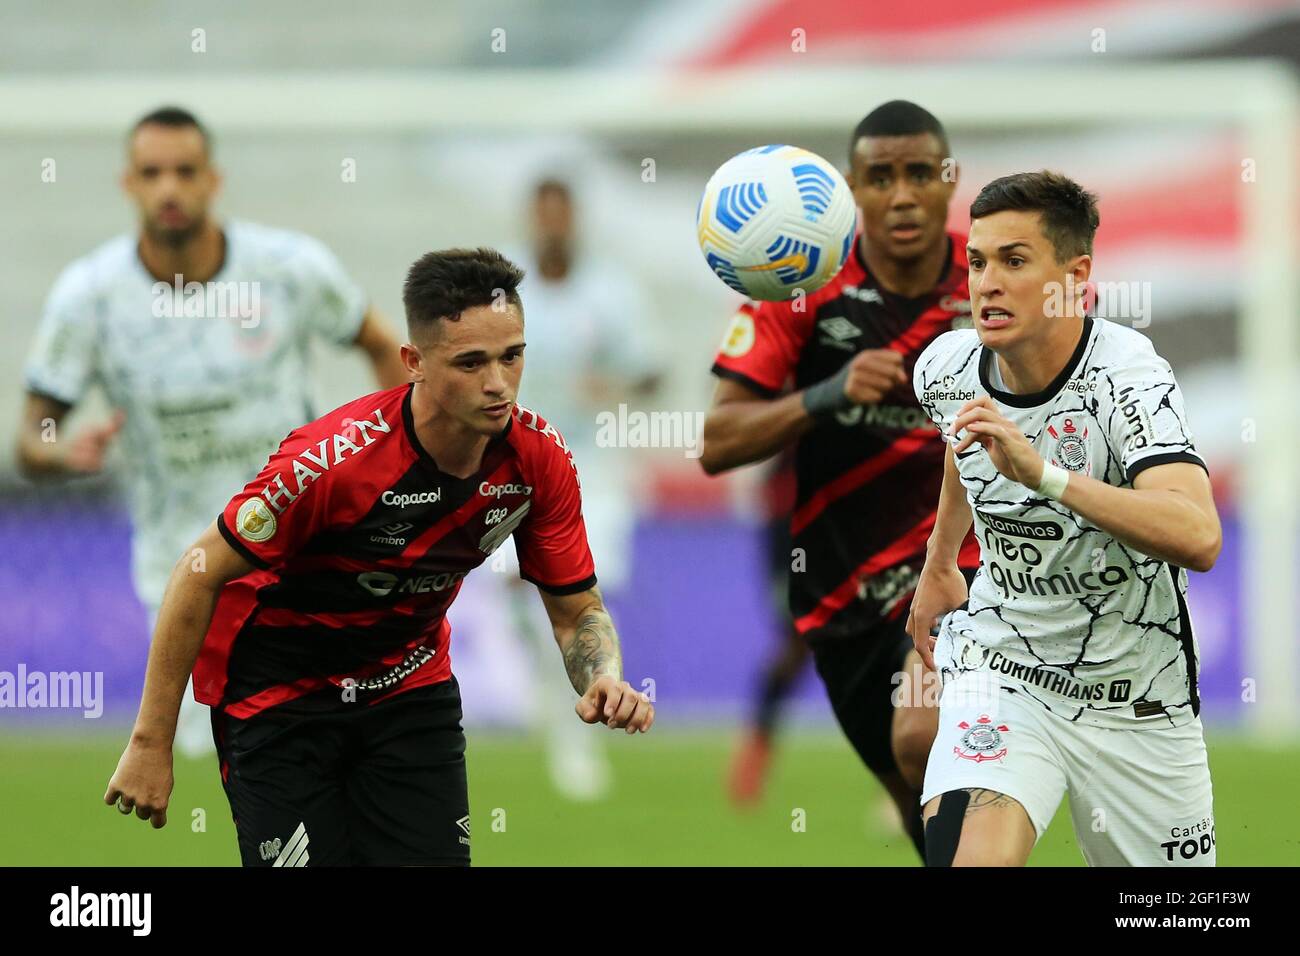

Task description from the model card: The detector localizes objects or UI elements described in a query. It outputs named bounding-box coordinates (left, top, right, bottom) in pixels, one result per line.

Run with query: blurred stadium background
left=1, top=0, right=1298, bottom=865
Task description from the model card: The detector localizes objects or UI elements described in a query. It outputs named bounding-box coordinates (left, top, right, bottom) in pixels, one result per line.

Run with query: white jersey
left=511, top=251, right=660, bottom=459
left=504, top=251, right=661, bottom=589
left=914, top=317, right=1207, bottom=730
left=25, top=219, right=366, bottom=608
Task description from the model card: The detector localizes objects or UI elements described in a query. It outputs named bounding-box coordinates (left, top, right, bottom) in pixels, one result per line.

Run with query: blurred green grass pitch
left=1, top=729, right=1294, bottom=866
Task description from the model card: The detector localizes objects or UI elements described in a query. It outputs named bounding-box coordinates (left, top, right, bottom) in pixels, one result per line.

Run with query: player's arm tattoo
left=562, top=606, right=623, bottom=695
left=963, top=788, right=1021, bottom=814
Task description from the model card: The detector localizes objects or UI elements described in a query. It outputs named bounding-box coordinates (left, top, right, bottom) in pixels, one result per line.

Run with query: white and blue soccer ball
left=696, top=144, right=857, bottom=302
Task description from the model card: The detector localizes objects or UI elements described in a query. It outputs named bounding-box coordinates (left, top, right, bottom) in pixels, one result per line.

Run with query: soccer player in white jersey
left=487, top=178, right=659, bottom=800
left=907, top=171, right=1222, bottom=867
left=15, top=106, right=407, bottom=755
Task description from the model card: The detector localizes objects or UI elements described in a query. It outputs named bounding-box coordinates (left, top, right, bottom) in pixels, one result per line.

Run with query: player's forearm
left=1057, top=473, right=1221, bottom=572
left=351, top=307, right=409, bottom=389
left=700, top=392, right=812, bottom=474
left=927, top=445, right=974, bottom=563
left=364, top=345, right=409, bottom=390
left=130, top=560, right=224, bottom=747
left=14, top=433, right=74, bottom=478
left=557, top=606, right=624, bottom=696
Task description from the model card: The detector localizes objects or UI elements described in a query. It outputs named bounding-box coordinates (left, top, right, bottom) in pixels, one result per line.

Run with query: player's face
left=848, top=133, right=954, bottom=261
left=967, top=209, right=1090, bottom=351
left=123, top=124, right=219, bottom=247
left=532, top=191, right=573, bottom=253
left=419, top=302, right=526, bottom=435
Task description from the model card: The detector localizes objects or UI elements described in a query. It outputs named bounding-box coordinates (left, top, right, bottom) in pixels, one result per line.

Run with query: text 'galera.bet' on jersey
left=914, top=317, right=1208, bottom=729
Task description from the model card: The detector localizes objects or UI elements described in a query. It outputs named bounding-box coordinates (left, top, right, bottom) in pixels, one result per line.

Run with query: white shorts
left=921, top=673, right=1216, bottom=867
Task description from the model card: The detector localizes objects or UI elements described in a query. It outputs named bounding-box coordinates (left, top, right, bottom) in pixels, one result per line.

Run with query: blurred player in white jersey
left=493, top=178, right=660, bottom=800
left=15, top=107, right=407, bottom=756
left=908, top=171, right=1221, bottom=866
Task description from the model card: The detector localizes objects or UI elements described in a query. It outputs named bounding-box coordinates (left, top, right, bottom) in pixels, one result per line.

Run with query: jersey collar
left=855, top=234, right=957, bottom=303
left=401, top=383, right=514, bottom=477
left=979, top=316, right=1094, bottom=408
left=134, top=223, right=231, bottom=286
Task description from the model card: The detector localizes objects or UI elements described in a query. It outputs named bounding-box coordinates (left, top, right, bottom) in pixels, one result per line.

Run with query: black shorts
left=807, top=612, right=915, bottom=781
left=807, top=568, right=978, bottom=781
left=211, top=677, right=470, bottom=867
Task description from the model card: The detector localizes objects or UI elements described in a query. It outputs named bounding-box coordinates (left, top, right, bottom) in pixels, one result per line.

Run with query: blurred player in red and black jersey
left=104, top=248, right=654, bottom=866
left=701, top=102, right=979, bottom=857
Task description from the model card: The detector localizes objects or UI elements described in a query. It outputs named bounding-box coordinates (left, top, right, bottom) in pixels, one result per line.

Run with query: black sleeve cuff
left=521, top=571, right=598, bottom=596
left=1126, top=451, right=1208, bottom=484
left=217, top=513, right=273, bottom=570
left=710, top=364, right=780, bottom=400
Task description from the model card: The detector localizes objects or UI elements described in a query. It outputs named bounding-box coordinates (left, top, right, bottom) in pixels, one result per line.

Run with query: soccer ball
left=696, top=144, right=856, bottom=302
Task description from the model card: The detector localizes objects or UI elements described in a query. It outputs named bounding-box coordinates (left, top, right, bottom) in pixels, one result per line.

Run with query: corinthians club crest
left=954, top=715, right=1010, bottom=763
left=1046, top=418, right=1089, bottom=472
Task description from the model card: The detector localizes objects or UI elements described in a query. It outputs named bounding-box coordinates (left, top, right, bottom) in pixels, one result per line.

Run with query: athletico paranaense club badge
left=1047, top=418, right=1089, bottom=472
left=954, top=715, right=1010, bottom=763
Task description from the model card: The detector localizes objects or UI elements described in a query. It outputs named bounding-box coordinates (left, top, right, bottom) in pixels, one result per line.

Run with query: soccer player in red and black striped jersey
left=701, top=102, right=979, bottom=857
left=104, top=248, right=654, bottom=866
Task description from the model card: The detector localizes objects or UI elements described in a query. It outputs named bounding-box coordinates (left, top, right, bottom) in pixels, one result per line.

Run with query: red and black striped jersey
left=712, top=233, right=980, bottom=640
left=194, top=383, right=595, bottom=719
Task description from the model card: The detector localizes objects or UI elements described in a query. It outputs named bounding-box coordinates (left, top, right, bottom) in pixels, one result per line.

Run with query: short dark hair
left=534, top=178, right=571, bottom=202
left=969, top=170, right=1100, bottom=261
left=850, top=100, right=949, bottom=161
left=403, top=248, right=525, bottom=339
left=130, top=106, right=211, bottom=154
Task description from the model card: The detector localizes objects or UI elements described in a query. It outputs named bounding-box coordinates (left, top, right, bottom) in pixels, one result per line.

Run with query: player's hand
left=906, top=560, right=969, bottom=671
left=65, top=409, right=126, bottom=474
left=104, top=737, right=173, bottom=829
left=576, top=676, right=655, bottom=734
left=842, top=349, right=908, bottom=406
left=949, top=397, right=1044, bottom=488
